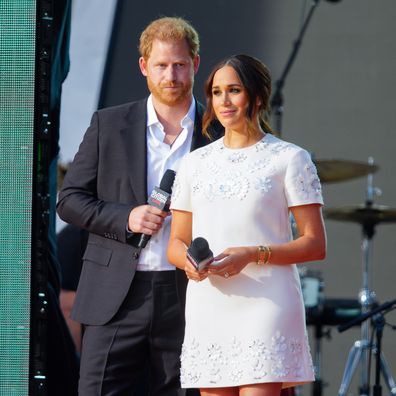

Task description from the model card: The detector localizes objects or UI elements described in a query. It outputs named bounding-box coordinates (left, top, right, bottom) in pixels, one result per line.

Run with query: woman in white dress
left=167, top=54, right=326, bottom=396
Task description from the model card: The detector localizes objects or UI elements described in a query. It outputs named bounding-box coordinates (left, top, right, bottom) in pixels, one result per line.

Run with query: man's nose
left=164, top=65, right=176, bottom=81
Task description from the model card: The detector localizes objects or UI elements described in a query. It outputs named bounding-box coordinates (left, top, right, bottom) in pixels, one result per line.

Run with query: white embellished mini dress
left=170, top=134, right=323, bottom=389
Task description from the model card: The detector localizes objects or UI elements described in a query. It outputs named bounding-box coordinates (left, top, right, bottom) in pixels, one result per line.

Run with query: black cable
left=385, top=321, right=396, bottom=330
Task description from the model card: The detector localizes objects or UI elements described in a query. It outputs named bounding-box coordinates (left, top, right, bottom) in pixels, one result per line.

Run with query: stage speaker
left=0, top=1, right=37, bottom=395
left=0, top=0, right=66, bottom=394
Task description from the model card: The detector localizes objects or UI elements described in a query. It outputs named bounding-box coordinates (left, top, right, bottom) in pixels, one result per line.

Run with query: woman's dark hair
left=202, top=54, right=273, bottom=138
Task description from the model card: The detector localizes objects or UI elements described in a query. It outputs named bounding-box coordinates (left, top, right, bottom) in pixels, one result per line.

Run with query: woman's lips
left=219, top=109, right=236, bottom=116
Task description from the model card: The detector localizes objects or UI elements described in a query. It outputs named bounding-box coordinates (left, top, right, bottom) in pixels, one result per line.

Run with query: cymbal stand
left=338, top=299, right=396, bottom=396
left=338, top=158, right=396, bottom=395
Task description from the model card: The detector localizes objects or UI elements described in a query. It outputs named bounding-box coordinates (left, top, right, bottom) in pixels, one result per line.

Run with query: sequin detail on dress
left=255, top=176, right=272, bottom=193
left=293, top=163, right=322, bottom=201
left=201, top=171, right=250, bottom=201
left=172, top=173, right=182, bottom=202
left=227, top=151, right=248, bottom=164
left=180, top=333, right=314, bottom=386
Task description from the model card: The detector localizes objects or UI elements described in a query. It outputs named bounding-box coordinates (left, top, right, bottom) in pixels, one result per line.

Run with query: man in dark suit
left=57, top=16, right=221, bottom=396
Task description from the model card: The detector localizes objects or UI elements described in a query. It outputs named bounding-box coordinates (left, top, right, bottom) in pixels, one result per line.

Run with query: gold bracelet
left=257, top=246, right=265, bottom=265
left=257, top=245, right=271, bottom=265
left=265, top=245, right=272, bottom=264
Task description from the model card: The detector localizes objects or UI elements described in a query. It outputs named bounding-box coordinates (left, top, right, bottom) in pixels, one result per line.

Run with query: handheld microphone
left=138, top=169, right=176, bottom=249
left=186, top=237, right=214, bottom=271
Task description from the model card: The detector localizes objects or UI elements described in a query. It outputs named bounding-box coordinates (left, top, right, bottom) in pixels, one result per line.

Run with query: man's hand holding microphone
left=128, top=169, right=175, bottom=249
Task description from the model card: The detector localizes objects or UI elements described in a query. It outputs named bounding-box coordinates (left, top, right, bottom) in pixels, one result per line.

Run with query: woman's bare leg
left=200, top=387, right=239, bottom=396
left=239, top=382, right=282, bottom=396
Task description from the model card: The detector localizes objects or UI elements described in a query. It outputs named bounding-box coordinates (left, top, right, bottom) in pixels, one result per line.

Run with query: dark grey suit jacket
left=57, top=98, right=221, bottom=326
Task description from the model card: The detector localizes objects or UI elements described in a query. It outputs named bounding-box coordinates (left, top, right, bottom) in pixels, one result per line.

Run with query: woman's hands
left=183, top=246, right=256, bottom=282
left=207, top=246, right=256, bottom=279
left=169, top=205, right=326, bottom=283
left=184, top=259, right=209, bottom=282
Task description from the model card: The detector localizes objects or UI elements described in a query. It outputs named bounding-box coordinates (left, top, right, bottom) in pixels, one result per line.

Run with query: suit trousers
left=78, top=271, right=188, bottom=396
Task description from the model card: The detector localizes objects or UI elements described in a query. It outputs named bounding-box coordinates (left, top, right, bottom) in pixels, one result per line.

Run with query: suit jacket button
left=133, top=252, right=139, bottom=260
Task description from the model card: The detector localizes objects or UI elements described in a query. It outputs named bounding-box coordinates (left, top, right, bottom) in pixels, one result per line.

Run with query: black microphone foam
left=189, top=237, right=211, bottom=260
left=187, top=237, right=214, bottom=271
left=159, top=169, right=176, bottom=193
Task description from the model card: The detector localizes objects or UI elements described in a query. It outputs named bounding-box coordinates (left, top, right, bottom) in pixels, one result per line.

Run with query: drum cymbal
left=314, top=159, right=379, bottom=183
left=324, top=205, right=396, bottom=225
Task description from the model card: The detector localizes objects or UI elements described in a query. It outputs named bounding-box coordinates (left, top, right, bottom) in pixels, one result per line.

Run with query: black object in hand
left=187, top=237, right=214, bottom=271
left=138, top=169, right=176, bottom=249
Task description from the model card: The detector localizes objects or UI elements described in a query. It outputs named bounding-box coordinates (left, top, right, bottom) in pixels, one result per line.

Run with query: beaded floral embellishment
left=293, top=163, right=322, bottom=200
left=180, top=332, right=314, bottom=385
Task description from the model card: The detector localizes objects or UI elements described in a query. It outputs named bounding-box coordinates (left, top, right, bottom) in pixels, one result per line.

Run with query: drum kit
left=267, top=1, right=396, bottom=391
left=296, top=157, right=396, bottom=396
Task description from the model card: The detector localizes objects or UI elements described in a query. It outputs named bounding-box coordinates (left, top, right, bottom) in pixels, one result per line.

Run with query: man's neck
left=152, top=96, right=193, bottom=137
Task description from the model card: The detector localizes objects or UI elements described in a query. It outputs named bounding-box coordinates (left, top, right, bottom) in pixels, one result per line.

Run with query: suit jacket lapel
left=120, top=100, right=147, bottom=204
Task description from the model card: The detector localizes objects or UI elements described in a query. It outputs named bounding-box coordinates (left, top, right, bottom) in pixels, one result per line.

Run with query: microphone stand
left=270, top=0, right=320, bottom=136
left=338, top=299, right=396, bottom=396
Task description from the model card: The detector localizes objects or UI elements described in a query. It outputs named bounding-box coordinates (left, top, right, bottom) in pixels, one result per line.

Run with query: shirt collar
left=183, top=97, right=196, bottom=128
left=147, top=95, right=161, bottom=129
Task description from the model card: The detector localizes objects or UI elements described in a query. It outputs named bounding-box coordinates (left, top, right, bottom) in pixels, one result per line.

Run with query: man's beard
left=147, top=78, right=193, bottom=106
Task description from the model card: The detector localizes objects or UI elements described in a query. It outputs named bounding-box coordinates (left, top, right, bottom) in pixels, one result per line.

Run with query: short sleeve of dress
left=284, top=149, right=324, bottom=207
left=170, top=155, right=192, bottom=212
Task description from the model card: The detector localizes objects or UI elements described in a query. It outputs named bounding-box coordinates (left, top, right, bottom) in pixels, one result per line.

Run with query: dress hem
left=182, top=378, right=315, bottom=389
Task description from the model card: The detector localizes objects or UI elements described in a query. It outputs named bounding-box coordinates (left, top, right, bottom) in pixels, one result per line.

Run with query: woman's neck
left=223, top=128, right=265, bottom=149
